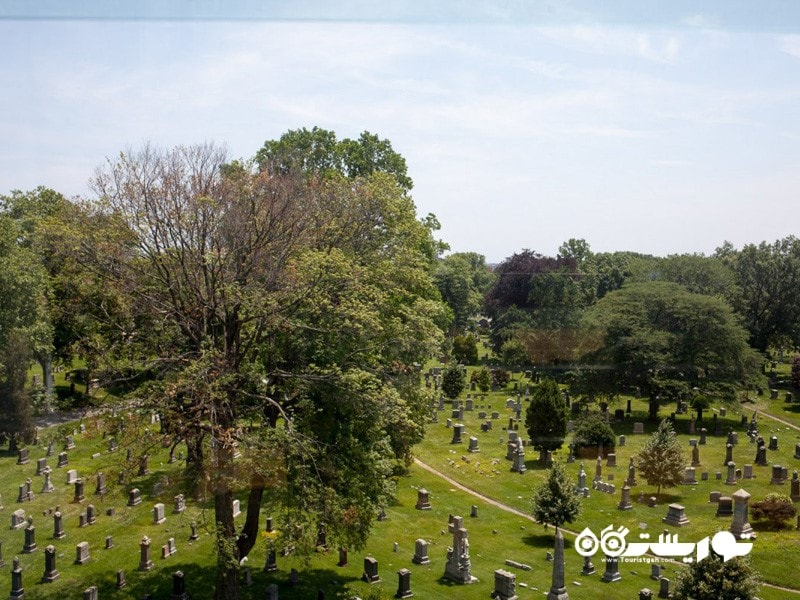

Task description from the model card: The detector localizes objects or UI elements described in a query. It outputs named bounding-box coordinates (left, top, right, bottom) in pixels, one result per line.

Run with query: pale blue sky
left=2, top=1, right=800, bottom=261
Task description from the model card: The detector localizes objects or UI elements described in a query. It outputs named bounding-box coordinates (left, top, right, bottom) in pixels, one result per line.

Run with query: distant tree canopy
left=672, top=553, right=760, bottom=600
left=433, top=252, right=494, bottom=332
left=483, top=249, right=581, bottom=362
left=577, top=281, right=763, bottom=407
left=525, top=377, right=568, bottom=457
left=255, top=126, right=413, bottom=192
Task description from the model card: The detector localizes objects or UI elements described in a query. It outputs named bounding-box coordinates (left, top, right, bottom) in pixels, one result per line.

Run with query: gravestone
left=23, top=517, right=37, bottom=553
left=546, top=528, right=568, bottom=600
left=493, top=569, right=518, bottom=600
left=699, top=428, right=707, bottom=445
left=683, top=467, right=698, bottom=485
left=232, top=499, right=241, bottom=517
left=691, top=445, right=700, bottom=466
left=755, top=444, right=768, bottom=466
left=53, top=511, right=65, bottom=539
left=640, top=590, right=653, bottom=600
left=266, top=584, right=278, bottom=600
left=770, top=464, right=784, bottom=485
left=769, top=436, right=779, bottom=451
left=189, top=521, right=199, bottom=541
left=627, top=459, right=637, bottom=486
left=138, top=536, right=154, bottom=571
left=601, top=554, right=621, bottom=582
left=42, top=544, right=59, bottom=582
left=658, top=577, right=670, bottom=599
left=153, top=503, right=166, bottom=525
left=170, top=571, right=187, bottom=600
left=451, top=424, right=464, bottom=444
left=116, top=570, right=126, bottom=589
left=415, top=488, right=431, bottom=510
left=709, top=491, right=721, bottom=503
left=606, top=453, right=616, bottom=467
left=716, top=496, right=733, bottom=517
left=173, top=494, right=186, bottom=514
left=581, top=555, right=595, bottom=575
left=35, top=457, right=47, bottom=475
left=75, top=541, right=90, bottom=565
left=651, top=563, right=661, bottom=579
left=444, top=515, right=478, bottom=584
left=794, top=443, right=800, bottom=459
left=396, top=568, right=413, bottom=598
left=64, top=435, right=75, bottom=450
left=65, top=469, right=78, bottom=485
left=73, top=479, right=85, bottom=503
left=575, top=464, right=589, bottom=497
left=662, top=503, right=690, bottom=527
left=725, top=462, right=737, bottom=485
left=95, top=473, right=107, bottom=496
left=128, top=488, right=142, bottom=507
left=264, top=549, right=277, bottom=572
left=337, top=547, right=348, bottom=567
left=633, top=422, right=644, bottom=434
left=138, top=456, right=149, bottom=476
left=10, top=557, right=23, bottom=599
left=468, top=436, right=480, bottom=453
left=791, top=474, right=800, bottom=502
left=730, top=488, right=754, bottom=539
left=511, top=448, right=526, bottom=474
left=362, top=557, right=380, bottom=583
left=618, top=485, right=633, bottom=510
left=11, top=509, right=25, bottom=530
left=83, top=586, right=98, bottom=600
left=17, top=448, right=30, bottom=466
left=743, top=464, right=753, bottom=479
left=105, top=536, right=113, bottom=549
left=86, top=504, right=96, bottom=525
left=413, top=539, right=430, bottom=564
left=723, top=444, right=733, bottom=466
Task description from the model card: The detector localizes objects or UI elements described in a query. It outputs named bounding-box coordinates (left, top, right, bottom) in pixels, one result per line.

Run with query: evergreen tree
left=672, top=553, right=760, bottom=600
left=525, top=377, right=568, bottom=461
left=441, top=363, right=466, bottom=399
left=634, top=419, right=687, bottom=498
left=531, top=460, right=582, bottom=529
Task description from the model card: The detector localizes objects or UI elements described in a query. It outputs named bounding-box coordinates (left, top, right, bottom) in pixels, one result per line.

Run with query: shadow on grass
left=521, top=531, right=555, bottom=549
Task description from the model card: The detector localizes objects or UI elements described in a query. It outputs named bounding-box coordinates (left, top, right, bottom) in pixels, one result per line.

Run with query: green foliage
left=470, top=366, right=491, bottom=393
left=571, top=412, right=615, bottom=452
left=256, top=126, right=413, bottom=191
left=530, top=460, right=582, bottom=529
left=441, top=363, right=466, bottom=399
left=500, top=337, right=529, bottom=367
left=525, top=378, right=567, bottom=453
left=672, top=553, right=760, bottom=600
left=490, top=368, right=511, bottom=389
left=580, top=281, right=764, bottom=404
left=433, top=252, right=494, bottom=331
left=792, top=356, right=800, bottom=389
left=635, top=419, right=687, bottom=497
left=718, top=236, right=800, bottom=352
left=751, top=493, right=797, bottom=529
left=452, top=334, right=478, bottom=365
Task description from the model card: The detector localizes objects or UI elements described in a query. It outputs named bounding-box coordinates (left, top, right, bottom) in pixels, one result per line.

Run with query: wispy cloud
left=539, top=25, right=682, bottom=63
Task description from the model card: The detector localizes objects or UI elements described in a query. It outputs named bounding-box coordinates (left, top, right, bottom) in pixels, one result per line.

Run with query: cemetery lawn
left=7, top=366, right=800, bottom=598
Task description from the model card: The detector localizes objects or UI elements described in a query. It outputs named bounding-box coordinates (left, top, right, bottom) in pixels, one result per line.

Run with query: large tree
left=525, top=377, right=568, bottom=462
left=433, top=252, right=494, bottom=332
left=83, top=141, right=445, bottom=599
left=531, top=460, right=582, bottom=530
left=716, top=236, right=800, bottom=352
left=578, top=281, right=763, bottom=415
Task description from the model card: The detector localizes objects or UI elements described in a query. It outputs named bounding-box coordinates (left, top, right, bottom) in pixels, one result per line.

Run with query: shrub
left=470, top=367, right=491, bottom=393
left=490, top=368, right=510, bottom=389
left=751, top=493, right=797, bottom=529
left=452, top=334, right=478, bottom=365
left=572, top=412, right=615, bottom=453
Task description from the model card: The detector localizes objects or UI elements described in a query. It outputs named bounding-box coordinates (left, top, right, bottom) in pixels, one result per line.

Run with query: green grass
left=10, top=359, right=800, bottom=598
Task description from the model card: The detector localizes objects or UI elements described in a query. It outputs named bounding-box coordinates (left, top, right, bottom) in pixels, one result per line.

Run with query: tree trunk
left=648, top=393, right=659, bottom=421
left=185, top=432, right=206, bottom=500
left=237, top=473, right=265, bottom=559
left=214, top=445, right=239, bottom=600
left=37, top=354, right=54, bottom=413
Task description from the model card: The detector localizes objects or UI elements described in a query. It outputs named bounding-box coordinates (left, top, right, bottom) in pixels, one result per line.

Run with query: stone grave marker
left=75, top=541, right=90, bottom=565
